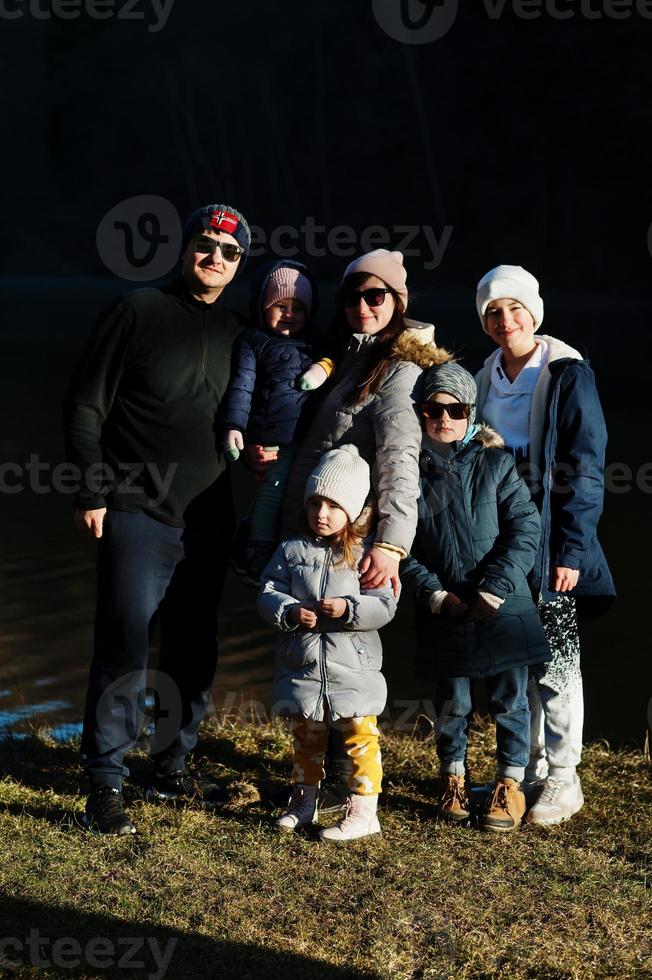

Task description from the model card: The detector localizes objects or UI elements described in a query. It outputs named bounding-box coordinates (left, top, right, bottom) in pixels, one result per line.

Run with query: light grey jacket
left=281, top=327, right=452, bottom=555
left=257, top=535, right=397, bottom=721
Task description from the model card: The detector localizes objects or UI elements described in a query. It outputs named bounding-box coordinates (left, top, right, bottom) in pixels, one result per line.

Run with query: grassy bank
left=1, top=719, right=650, bottom=979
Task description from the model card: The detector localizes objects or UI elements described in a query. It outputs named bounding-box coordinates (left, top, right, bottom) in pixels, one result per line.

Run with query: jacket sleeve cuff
left=374, top=542, right=407, bottom=561
left=553, top=553, right=582, bottom=570
left=428, top=590, right=449, bottom=614
left=74, top=496, right=107, bottom=511
left=477, top=591, right=505, bottom=610
left=279, top=606, right=300, bottom=632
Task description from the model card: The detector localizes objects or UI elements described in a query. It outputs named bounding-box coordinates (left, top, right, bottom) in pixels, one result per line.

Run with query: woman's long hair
left=327, top=272, right=408, bottom=407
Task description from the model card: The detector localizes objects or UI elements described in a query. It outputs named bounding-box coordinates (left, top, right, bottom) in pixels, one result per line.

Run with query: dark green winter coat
left=400, top=425, right=551, bottom=679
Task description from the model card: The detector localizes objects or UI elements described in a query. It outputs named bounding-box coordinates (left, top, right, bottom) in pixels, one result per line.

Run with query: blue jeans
left=434, top=668, right=530, bottom=782
left=80, top=508, right=231, bottom=789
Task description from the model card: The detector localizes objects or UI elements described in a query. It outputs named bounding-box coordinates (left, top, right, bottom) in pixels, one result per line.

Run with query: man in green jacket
left=65, top=203, right=250, bottom=834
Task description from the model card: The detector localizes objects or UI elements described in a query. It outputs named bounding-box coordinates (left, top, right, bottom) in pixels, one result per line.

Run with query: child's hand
left=224, top=429, right=244, bottom=462
left=288, top=603, right=318, bottom=628
left=297, top=363, right=328, bottom=391
left=316, top=597, right=347, bottom=619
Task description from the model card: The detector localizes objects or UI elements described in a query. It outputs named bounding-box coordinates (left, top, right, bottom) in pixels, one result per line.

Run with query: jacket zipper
left=199, top=309, right=208, bottom=383
left=317, top=545, right=331, bottom=717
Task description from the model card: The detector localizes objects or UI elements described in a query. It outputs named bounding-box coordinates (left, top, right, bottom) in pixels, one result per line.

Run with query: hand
left=288, top=603, right=318, bottom=629
left=224, top=429, right=244, bottom=462
left=440, top=593, right=469, bottom=620
left=297, top=363, right=328, bottom=391
left=74, top=507, right=107, bottom=539
left=467, top=594, right=498, bottom=623
left=316, top=597, right=347, bottom=619
left=243, top=444, right=279, bottom=482
left=359, top=547, right=401, bottom=597
left=553, top=566, right=580, bottom=592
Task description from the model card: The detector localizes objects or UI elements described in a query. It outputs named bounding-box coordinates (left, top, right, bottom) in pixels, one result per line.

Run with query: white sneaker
left=275, top=784, right=318, bottom=833
left=319, top=794, right=381, bottom=842
left=522, top=776, right=547, bottom=805
left=526, top=773, right=584, bottom=825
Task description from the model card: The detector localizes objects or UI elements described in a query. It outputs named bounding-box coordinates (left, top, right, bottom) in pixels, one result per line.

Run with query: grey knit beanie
left=304, top=445, right=371, bottom=523
left=423, top=362, right=477, bottom=427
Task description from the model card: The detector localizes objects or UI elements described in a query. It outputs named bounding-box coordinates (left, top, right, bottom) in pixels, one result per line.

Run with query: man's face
left=181, top=227, right=242, bottom=294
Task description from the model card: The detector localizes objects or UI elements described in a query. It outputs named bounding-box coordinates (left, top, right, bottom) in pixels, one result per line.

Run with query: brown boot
left=480, top=777, right=526, bottom=833
left=437, top=773, right=471, bottom=823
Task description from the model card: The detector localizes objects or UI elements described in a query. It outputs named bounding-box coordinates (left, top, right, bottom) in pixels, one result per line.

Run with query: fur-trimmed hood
left=390, top=320, right=453, bottom=369
left=473, top=422, right=504, bottom=449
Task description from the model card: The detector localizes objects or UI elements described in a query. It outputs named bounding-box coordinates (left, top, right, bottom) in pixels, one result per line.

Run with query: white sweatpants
left=527, top=596, right=583, bottom=781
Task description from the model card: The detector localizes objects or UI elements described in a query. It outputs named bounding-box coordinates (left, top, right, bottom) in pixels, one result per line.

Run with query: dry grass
left=0, top=718, right=650, bottom=979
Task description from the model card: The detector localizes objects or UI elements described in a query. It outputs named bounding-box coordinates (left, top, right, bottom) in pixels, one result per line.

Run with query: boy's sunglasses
left=421, top=401, right=472, bottom=421
left=342, top=287, right=391, bottom=308
left=194, top=234, right=244, bottom=262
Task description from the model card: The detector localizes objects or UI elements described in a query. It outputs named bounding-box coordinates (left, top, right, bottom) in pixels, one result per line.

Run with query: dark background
left=1, top=1, right=651, bottom=745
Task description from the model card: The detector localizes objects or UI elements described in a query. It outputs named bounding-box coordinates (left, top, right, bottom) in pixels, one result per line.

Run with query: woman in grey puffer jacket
left=257, top=445, right=397, bottom=843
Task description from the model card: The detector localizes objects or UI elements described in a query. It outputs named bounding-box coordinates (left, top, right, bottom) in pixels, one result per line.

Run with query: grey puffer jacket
left=280, top=325, right=452, bottom=555
left=257, top=535, right=397, bottom=721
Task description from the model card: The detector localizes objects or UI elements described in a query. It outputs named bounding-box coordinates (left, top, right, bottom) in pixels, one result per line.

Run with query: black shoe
left=82, top=785, right=136, bottom=835
left=318, top=780, right=349, bottom=815
left=146, top=769, right=228, bottom=807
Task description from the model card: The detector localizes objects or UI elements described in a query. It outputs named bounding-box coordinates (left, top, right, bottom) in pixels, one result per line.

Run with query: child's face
left=423, top=394, right=469, bottom=444
left=485, top=297, right=536, bottom=356
left=343, top=275, right=396, bottom=335
left=265, top=299, right=307, bottom=336
left=306, top=495, right=348, bottom=537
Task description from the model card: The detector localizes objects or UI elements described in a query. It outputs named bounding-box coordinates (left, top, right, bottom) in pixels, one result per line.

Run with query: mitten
left=297, top=362, right=329, bottom=391
left=467, top=592, right=502, bottom=623
left=224, top=429, right=244, bottom=462
left=440, top=593, right=469, bottom=620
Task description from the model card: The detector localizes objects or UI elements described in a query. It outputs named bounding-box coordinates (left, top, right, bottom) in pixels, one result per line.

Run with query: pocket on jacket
left=277, top=634, right=318, bottom=672
left=346, top=635, right=382, bottom=671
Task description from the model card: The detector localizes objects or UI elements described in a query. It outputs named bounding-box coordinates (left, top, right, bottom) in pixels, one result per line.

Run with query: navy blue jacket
left=400, top=427, right=551, bottom=679
left=220, top=260, right=321, bottom=446
left=530, top=359, right=615, bottom=614
left=476, top=342, right=616, bottom=617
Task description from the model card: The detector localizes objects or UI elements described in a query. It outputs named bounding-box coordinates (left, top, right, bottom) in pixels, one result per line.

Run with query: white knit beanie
left=304, top=445, right=370, bottom=523
left=476, top=265, right=544, bottom=332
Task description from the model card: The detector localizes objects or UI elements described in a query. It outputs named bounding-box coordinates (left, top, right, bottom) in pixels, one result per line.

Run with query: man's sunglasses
left=421, top=401, right=472, bottom=421
left=342, top=287, right=392, bottom=308
left=194, top=234, right=244, bottom=263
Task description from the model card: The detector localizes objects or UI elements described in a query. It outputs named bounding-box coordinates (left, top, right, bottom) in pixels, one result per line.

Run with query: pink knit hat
left=342, top=249, right=408, bottom=311
left=263, top=266, right=313, bottom=316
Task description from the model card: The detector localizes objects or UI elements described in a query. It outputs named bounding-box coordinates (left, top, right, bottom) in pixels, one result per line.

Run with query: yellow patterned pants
left=291, top=715, right=382, bottom=795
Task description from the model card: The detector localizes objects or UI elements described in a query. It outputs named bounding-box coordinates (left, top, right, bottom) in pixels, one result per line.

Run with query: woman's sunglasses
left=342, top=287, right=391, bottom=308
left=194, top=234, right=244, bottom=263
left=421, top=401, right=472, bottom=421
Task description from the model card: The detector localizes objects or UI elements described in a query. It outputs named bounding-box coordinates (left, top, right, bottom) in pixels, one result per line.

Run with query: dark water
left=1, top=279, right=650, bottom=747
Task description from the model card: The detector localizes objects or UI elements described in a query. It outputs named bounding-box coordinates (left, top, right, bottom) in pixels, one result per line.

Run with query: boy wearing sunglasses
left=400, top=362, right=551, bottom=832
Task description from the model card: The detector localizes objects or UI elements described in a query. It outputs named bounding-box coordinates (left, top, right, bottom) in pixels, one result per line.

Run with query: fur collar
left=390, top=326, right=453, bottom=369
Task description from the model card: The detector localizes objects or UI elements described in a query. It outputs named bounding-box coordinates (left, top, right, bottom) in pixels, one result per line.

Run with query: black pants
left=80, top=508, right=231, bottom=789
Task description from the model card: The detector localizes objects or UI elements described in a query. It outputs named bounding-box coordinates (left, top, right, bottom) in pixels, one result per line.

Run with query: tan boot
left=437, top=774, right=471, bottom=823
left=480, top=777, right=526, bottom=833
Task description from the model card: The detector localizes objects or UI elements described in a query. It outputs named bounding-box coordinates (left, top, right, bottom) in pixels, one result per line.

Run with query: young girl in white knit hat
left=256, top=444, right=397, bottom=841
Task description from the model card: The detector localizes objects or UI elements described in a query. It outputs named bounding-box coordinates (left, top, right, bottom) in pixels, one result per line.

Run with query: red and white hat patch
left=209, top=210, right=240, bottom=235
